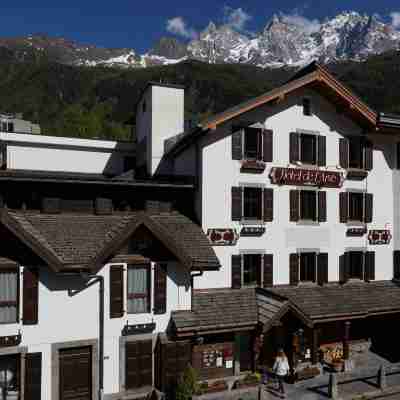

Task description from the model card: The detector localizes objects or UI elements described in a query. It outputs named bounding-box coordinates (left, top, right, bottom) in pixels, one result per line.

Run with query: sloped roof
left=171, top=288, right=258, bottom=335
left=167, top=62, right=378, bottom=158
left=0, top=209, right=220, bottom=272
left=267, top=280, right=400, bottom=323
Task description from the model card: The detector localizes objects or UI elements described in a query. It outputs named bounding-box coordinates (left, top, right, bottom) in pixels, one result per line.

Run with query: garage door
left=59, top=346, right=92, bottom=400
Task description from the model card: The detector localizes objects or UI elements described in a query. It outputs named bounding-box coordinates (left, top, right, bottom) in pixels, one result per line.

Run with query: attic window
left=303, top=98, right=312, bottom=116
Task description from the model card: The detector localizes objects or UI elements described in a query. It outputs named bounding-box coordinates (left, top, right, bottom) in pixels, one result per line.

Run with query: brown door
left=59, top=347, right=92, bottom=400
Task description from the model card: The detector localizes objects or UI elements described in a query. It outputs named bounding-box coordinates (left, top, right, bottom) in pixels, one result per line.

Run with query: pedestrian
left=273, top=348, right=290, bottom=398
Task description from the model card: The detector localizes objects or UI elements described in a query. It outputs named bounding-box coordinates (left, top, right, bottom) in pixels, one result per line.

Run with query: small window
left=348, top=251, right=364, bottom=279
left=300, top=190, right=317, bottom=221
left=349, top=137, right=363, bottom=169
left=7, top=122, right=14, bottom=133
left=0, top=269, right=18, bottom=324
left=349, top=192, right=364, bottom=222
left=243, top=127, right=262, bottom=160
left=1, top=122, right=7, bottom=132
left=127, top=264, right=151, bottom=314
left=300, top=133, right=317, bottom=164
left=243, top=187, right=263, bottom=221
left=299, top=252, right=317, bottom=282
left=303, top=98, right=312, bottom=116
left=242, top=254, right=261, bottom=286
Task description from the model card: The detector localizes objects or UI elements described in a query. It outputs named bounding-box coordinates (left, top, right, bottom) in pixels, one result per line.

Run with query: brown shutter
left=290, top=190, right=299, bottom=222
left=394, top=251, right=400, bottom=280
left=289, top=132, right=299, bottom=163
left=364, top=140, right=373, bottom=171
left=317, top=135, right=326, bottom=166
left=231, top=255, right=242, bottom=289
left=263, top=254, right=273, bottom=287
left=263, top=129, right=273, bottom=162
left=317, top=253, right=328, bottom=286
left=364, top=252, right=375, bottom=282
left=154, top=263, right=167, bottom=315
left=126, top=340, right=153, bottom=389
left=232, top=129, right=243, bottom=160
left=289, top=254, right=299, bottom=286
left=339, top=138, right=349, bottom=168
left=339, top=253, right=349, bottom=283
left=231, top=187, right=242, bottom=221
left=263, top=188, right=274, bottom=222
left=23, top=268, right=39, bottom=325
left=339, top=192, right=348, bottom=223
left=25, top=352, right=42, bottom=400
left=364, top=193, right=373, bottom=223
left=318, top=191, right=327, bottom=222
left=110, top=265, right=124, bottom=318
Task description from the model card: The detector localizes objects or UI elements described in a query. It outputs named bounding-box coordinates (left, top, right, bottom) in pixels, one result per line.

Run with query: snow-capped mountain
left=0, top=11, right=399, bottom=69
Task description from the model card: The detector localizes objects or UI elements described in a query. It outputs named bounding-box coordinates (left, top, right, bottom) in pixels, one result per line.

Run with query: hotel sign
left=270, top=167, right=344, bottom=188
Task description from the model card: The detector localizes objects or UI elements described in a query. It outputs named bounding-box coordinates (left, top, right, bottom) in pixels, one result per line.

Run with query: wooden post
left=378, top=365, right=387, bottom=390
left=328, top=373, right=339, bottom=399
left=343, top=321, right=351, bottom=360
left=312, top=328, right=319, bottom=365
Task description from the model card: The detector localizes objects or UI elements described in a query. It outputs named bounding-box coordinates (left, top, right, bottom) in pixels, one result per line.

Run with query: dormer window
left=303, top=98, right=312, bottom=116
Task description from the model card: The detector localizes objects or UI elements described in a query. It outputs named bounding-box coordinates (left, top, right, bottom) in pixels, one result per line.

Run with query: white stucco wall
left=2, top=262, right=191, bottom=399
left=1, top=132, right=135, bottom=174
left=187, top=88, right=395, bottom=289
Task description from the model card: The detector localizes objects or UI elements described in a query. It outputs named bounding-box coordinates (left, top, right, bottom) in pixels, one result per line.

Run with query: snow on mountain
left=0, top=11, right=399, bottom=69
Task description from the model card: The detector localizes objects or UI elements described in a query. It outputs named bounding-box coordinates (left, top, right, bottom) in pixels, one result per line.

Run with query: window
left=300, top=134, right=317, bottom=164
left=303, top=98, right=312, bottom=116
left=243, top=187, right=262, bottom=220
left=243, top=254, right=261, bottom=286
left=127, top=264, right=150, bottom=314
left=349, top=137, right=363, bottom=169
left=243, top=127, right=262, bottom=160
left=299, top=253, right=317, bottom=282
left=7, top=122, right=14, bottom=133
left=349, top=192, right=364, bottom=222
left=0, top=355, right=20, bottom=395
left=0, top=270, right=18, bottom=324
left=348, top=251, right=364, bottom=280
left=300, top=190, right=317, bottom=221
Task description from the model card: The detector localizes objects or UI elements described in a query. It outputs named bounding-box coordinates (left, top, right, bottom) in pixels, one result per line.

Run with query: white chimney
left=136, top=82, right=184, bottom=176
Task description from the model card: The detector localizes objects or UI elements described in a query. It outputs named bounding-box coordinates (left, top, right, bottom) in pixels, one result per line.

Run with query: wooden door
left=59, top=347, right=92, bottom=400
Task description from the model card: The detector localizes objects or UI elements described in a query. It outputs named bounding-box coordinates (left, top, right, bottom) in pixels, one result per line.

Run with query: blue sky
left=1, top=0, right=400, bottom=53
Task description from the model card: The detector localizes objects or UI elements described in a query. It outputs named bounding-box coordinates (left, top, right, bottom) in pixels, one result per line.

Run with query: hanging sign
left=368, top=230, right=392, bottom=245
left=269, top=167, right=344, bottom=188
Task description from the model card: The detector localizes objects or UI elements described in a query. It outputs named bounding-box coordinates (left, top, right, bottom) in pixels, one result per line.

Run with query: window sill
left=346, top=221, right=366, bottom=227
left=296, top=220, right=320, bottom=226
left=298, top=281, right=317, bottom=287
left=240, top=226, right=266, bottom=237
left=240, top=160, right=266, bottom=173
left=346, top=169, right=369, bottom=181
left=240, top=220, right=265, bottom=226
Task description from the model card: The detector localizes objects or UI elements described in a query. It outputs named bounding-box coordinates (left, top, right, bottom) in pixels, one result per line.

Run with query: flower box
left=240, top=160, right=266, bottom=173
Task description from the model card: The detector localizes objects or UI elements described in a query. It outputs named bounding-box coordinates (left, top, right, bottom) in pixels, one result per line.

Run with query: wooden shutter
left=110, top=265, right=124, bottom=318
left=231, top=187, right=242, bottom=221
left=364, top=252, right=375, bottom=282
left=23, top=268, right=38, bottom=325
left=394, top=251, right=400, bottom=280
left=25, top=352, right=42, bottom=400
left=154, top=263, right=167, bottom=315
left=232, top=129, right=243, bottom=160
left=339, top=138, right=349, bottom=168
left=339, top=192, right=348, bottom=223
left=364, top=140, right=373, bottom=171
left=231, top=255, right=242, bottom=289
left=289, top=132, right=299, bottom=163
left=289, top=254, right=299, bottom=286
left=263, top=129, right=273, bottom=162
left=318, top=191, right=327, bottom=222
left=263, top=188, right=274, bottom=222
left=317, top=253, right=328, bottom=286
left=364, top=193, right=373, bottom=223
left=289, top=190, right=299, bottom=222
left=339, top=253, right=349, bottom=283
left=126, top=340, right=153, bottom=389
left=263, top=254, right=273, bottom=287
left=317, top=135, right=326, bottom=166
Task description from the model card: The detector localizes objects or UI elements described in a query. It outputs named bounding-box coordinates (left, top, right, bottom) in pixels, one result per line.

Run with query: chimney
left=135, top=82, right=184, bottom=176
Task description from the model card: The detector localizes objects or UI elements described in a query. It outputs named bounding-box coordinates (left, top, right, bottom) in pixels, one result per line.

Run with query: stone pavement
left=261, top=351, right=400, bottom=400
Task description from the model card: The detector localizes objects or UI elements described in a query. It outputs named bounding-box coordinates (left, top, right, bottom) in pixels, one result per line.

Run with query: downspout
left=81, top=272, right=104, bottom=400
left=190, top=268, right=203, bottom=310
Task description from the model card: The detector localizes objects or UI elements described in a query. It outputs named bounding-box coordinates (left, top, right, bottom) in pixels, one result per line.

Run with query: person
left=273, top=348, right=290, bottom=397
